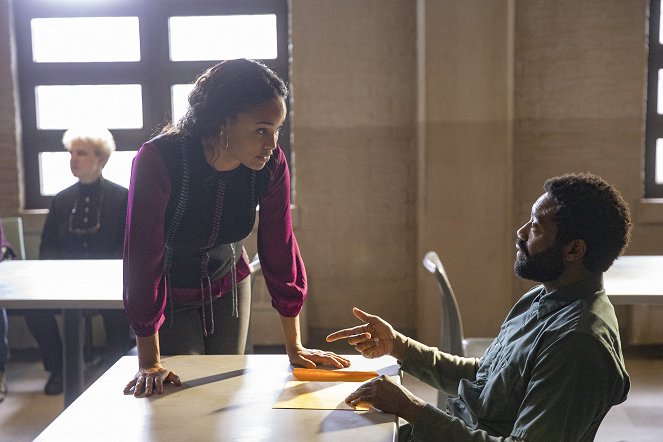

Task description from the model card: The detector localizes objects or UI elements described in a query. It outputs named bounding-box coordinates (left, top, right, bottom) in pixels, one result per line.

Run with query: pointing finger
left=352, top=307, right=379, bottom=323
left=326, top=327, right=369, bottom=342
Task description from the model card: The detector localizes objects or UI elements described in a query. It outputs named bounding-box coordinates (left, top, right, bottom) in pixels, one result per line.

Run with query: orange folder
left=292, top=368, right=378, bottom=382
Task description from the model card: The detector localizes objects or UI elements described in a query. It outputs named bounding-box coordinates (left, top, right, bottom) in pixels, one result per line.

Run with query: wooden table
left=35, top=354, right=400, bottom=442
left=0, top=259, right=123, bottom=406
left=604, top=256, right=663, bottom=305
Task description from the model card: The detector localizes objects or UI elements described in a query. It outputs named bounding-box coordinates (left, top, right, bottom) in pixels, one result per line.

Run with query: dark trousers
left=24, top=308, right=133, bottom=373
left=159, top=277, right=251, bottom=355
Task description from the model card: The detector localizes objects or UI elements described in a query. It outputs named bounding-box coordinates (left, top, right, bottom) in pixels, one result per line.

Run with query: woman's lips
left=258, top=151, right=273, bottom=162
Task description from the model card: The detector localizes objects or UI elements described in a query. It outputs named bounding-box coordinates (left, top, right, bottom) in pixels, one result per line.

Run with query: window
left=646, top=0, right=663, bottom=197
left=14, top=0, right=289, bottom=209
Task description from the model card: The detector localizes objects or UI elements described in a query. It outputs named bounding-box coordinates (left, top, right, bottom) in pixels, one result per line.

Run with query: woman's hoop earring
left=220, top=131, right=230, bottom=150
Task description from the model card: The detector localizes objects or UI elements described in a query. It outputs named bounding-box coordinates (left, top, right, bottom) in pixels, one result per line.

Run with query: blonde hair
left=62, top=127, right=116, bottom=165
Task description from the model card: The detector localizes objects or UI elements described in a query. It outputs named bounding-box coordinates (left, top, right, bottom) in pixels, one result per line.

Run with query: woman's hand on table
left=123, top=364, right=182, bottom=397
left=287, top=345, right=351, bottom=369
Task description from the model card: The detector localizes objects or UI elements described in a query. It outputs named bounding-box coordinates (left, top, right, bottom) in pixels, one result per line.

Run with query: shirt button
left=83, top=242, right=88, bottom=248
left=84, top=207, right=90, bottom=213
left=85, top=196, right=90, bottom=203
left=83, top=217, right=88, bottom=223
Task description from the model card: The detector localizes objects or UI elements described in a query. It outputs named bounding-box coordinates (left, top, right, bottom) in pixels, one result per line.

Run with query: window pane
left=36, top=85, right=143, bottom=129
left=32, top=17, right=140, bottom=63
left=171, top=84, right=194, bottom=123
left=657, top=139, right=663, bottom=184
left=39, top=152, right=76, bottom=195
left=103, top=150, right=136, bottom=189
left=169, top=15, right=278, bottom=61
left=40, top=150, right=136, bottom=196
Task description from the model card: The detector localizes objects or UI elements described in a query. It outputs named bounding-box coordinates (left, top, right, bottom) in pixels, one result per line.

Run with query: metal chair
left=422, top=250, right=494, bottom=408
left=1, top=216, right=26, bottom=260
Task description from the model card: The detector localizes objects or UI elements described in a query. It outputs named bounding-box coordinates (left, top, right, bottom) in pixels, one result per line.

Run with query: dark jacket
left=40, top=178, right=128, bottom=259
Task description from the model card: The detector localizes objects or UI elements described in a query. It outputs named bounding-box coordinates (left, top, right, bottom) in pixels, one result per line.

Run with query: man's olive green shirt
left=401, top=274, right=629, bottom=441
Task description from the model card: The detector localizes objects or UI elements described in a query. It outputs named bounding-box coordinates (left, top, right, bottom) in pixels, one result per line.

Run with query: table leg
left=63, top=308, right=85, bottom=407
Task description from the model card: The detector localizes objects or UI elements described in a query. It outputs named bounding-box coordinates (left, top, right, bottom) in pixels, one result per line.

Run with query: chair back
left=422, top=251, right=465, bottom=356
left=423, top=250, right=494, bottom=408
left=1, top=216, right=26, bottom=260
left=423, top=250, right=467, bottom=410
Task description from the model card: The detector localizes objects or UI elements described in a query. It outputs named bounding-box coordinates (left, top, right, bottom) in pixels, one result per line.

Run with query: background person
left=25, top=127, right=132, bottom=395
left=328, top=172, right=631, bottom=441
left=123, top=58, right=349, bottom=397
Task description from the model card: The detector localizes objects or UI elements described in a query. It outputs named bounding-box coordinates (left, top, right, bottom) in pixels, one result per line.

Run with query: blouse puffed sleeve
left=123, top=142, right=171, bottom=337
left=257, top=147, right=307, bottom=317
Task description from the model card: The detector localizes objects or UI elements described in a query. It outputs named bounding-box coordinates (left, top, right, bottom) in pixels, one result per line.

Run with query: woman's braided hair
left=162, top=58, right=287, bottom=141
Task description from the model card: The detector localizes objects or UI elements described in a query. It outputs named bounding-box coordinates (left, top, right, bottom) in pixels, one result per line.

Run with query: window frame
left=13, top=0, right=290, bottom=209
left=646, top=0, right=663, bottom=198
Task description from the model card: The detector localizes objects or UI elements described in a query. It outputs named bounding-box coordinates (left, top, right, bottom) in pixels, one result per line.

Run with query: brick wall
left=0, top=0, right=22, bottom=216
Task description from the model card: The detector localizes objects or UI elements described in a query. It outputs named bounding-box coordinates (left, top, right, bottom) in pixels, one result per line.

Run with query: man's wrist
left=402, top=395, right=427, bottom=424
left=391, top=332, right=408, bottom=361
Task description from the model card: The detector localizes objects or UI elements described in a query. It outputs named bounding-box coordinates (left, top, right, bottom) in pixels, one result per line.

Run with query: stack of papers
left=273, top=368, right=379, bottom=411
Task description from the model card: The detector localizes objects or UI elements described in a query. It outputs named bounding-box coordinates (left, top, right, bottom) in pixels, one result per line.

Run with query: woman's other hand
left=288, top=346, right=351, bottom=369
left=123, top=364, right=182, bottom=397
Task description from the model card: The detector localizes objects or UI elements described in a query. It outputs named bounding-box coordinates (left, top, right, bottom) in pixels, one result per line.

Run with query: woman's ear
left=563, top=239, right=586, bottom=263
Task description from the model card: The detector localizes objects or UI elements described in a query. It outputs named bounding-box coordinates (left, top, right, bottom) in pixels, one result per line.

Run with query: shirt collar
left=78, top=177, right=103, bottom=194
left=536, top=273, right=604, bottom=319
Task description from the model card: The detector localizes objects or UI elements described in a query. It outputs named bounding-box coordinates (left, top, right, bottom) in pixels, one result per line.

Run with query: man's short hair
left=544, top=172, right=631, bottom=273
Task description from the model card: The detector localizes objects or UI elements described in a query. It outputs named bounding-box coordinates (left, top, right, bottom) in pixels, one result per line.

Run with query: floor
left=1, top=345, right=662, bottom=441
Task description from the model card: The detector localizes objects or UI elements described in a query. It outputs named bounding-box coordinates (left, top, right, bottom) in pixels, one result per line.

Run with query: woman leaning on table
left=123, top=59, right=350, bottom=396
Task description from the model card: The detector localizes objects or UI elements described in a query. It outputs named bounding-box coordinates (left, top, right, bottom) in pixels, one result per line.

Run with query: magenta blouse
left=123, top=140, right=307, bottom=337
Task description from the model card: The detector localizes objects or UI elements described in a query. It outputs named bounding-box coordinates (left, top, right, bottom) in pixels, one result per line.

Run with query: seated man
left=327, top=172, right=631, bottom=441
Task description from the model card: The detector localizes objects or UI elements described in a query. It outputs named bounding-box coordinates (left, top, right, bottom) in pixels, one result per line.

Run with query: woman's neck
left=202, top=139, right=239, bottom=171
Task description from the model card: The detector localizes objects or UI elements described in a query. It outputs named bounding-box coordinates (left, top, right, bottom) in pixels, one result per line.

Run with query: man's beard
left=514, top=239, right=565, bottom=283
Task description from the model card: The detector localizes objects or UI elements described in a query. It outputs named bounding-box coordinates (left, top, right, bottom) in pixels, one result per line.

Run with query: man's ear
left=563, top=239, right=586, bottom=263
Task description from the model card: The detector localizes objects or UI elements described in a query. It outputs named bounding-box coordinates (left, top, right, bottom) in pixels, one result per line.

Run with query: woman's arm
left=259, top=148, right=349, bottom=368
left=123, top=142, right=179, bottom=395
left=280, top=314, right=350, bottom=368
left=257, top=149, right=307, bottom=318
left=123, top=143, right=170, bottom=338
